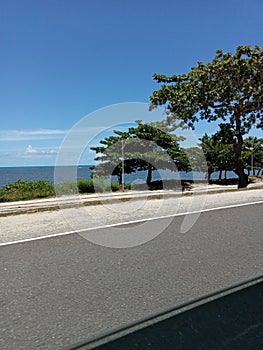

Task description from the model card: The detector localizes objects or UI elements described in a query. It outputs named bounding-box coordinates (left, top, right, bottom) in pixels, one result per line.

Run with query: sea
left=0, top=166, right=92, bottom=189
left=0, top=165, right=212, bottom=188
left=0, top=166, right=238, bottom=189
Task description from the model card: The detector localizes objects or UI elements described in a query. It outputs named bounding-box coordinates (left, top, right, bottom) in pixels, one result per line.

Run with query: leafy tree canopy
left=199, top=133, right=235, bottom=182
left=149, top=45, right=263, bottom=187
left=242, top=136, right=263, bottom=175
left=91, top=121, right=191, bottom=186
left=199, top=133, right=263, bottom=180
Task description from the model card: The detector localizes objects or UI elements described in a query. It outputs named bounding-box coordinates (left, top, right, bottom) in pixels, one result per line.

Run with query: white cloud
left=0, top=129, right=66, bottom=141
left=25, top=145, right=58, bottom=156
left=26, top=145, right=37, bottom=153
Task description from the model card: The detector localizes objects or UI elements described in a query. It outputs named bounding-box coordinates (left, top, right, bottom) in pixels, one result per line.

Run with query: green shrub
left=110, top=183, right=120, bottom=192
left=55, top=182, right=78, bottom=195
left=77, top=179, right=95, bottom=193
left=0, top=180, right=55, bottom=202
left=0, top=179, right=132, bottom=202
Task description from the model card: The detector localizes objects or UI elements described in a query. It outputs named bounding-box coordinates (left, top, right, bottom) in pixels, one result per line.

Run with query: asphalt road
left=1, top=203, right=263, bottom=350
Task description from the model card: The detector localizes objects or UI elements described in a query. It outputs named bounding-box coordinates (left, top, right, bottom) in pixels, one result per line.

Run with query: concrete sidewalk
left=0, top=182, right=261, bottom=217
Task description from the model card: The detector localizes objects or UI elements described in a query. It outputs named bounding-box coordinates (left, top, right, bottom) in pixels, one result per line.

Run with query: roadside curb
left=0, top=190, right=184, bottom=217
left=0, top=185, right=262, bottom=217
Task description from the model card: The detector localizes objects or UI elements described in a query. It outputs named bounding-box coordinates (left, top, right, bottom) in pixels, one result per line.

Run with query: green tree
left=199, top=133, right=235, bottom=182
left=199, top=133, right=263, bottom=181
left=199, top=134, right=219, bottom=182
left=242, top=137, right=263, bottom=176
left=183, top=146, right=207, bottom=173
left=90, top=132, right=137, bottom=185
left=91, top=121, right=191, bottom=187
left=150, top=45, right=263, bottom=188
left=128, top=121, right=190, bottom=185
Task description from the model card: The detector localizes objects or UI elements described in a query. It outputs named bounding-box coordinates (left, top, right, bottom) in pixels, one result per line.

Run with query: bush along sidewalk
left=0, top=180, right=132, bottom=202
left=0, top=180, right=56, bottom=202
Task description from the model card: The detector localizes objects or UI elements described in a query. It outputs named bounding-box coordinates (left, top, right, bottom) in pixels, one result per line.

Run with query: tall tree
left=199, top=134, right=219, bottom=182
left=150, top=45, right=263, bottom=188
left=242, top=137, right=263, bottom=176
left=183, top=146, right=207, bottom=173
left=91, top=121, right=191, bottom=187
left=90, top=132, right=137, bottom=185
left=199, top=133, right=235, bottom=182
left=127, top=121, right=190, bottom=185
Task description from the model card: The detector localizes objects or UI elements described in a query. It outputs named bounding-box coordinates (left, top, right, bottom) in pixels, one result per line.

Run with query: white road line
left=1, top=200, right=263, bottom=247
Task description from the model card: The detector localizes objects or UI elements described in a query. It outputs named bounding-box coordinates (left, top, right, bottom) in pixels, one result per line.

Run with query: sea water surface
left=0, top=166, right=205, bottom=189
left=0, top=166, right=238, bottom=189
left=0, top=166, right=92, bottom=189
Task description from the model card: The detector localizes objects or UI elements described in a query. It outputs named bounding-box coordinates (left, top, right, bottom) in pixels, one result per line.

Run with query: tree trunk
left=224, top=169, right=227, bottom=179
left=146, top=162, right=152, bottom=186
left=233, top=112, right=248, bottom=189
left=218, top=170, right=222, bottom=181
left=117, top=172, right=122, bottom=185
left=208, top=165, right=213, bottom=184
left=234, top=159, right=248, bottom=188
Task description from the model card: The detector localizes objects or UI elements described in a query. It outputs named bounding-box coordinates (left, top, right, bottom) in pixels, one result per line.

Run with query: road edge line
left=1, top=200, right=263, bottom=247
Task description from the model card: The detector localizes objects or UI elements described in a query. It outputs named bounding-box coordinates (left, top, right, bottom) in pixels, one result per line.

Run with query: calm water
left=0, top=166, right=238, bottom=189
left=0, top=166, right=92, bottom=189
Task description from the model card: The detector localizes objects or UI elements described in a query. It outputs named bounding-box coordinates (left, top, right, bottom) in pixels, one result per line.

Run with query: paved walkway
left=0, top=182, right=262, bottom=217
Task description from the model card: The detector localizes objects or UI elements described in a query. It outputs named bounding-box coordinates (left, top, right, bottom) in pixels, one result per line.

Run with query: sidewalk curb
left=0, top=185, right=262, bottom=218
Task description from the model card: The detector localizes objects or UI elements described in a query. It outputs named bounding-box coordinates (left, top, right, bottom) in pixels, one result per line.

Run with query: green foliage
left=55, top=181, right=78, bottom=195
left=199, top=133, right=235, bottom=181
left=56, top=179, right=124, bottom=195
left=91, top=121, right=191, bottom=185
left=77, top=179, right=95, bottom=193
left=183, top=146, right=207, bottom=173
left=0, top=180, right=55, bottom=202
left=199, top=133, right=263, bottom=180
left=0, top=179, right=130, bottom=202
left=242, top=137, right=263, bottom=175
left=150, top=45, right=263, bottom=188
left=111, top=182, right=122, bottom=191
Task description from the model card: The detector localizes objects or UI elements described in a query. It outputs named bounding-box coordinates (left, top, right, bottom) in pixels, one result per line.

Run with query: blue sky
left=0, top=0, right=262, bottom=166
